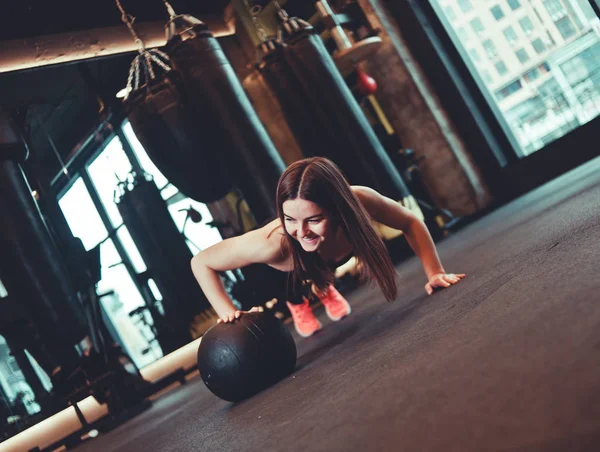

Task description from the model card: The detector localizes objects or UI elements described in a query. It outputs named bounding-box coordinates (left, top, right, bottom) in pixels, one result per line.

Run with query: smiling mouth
left=302, top=236, right=318, bottom=243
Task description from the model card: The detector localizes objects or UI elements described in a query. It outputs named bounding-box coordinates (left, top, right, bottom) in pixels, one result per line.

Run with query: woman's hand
left=217, top=306, right=264, bottom=323
left=425, top=273, right=465, bottom=295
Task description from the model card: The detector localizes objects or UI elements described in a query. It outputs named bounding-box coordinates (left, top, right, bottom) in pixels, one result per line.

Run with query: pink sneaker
left=318, top=285, right=351, bottom=321
left=286, top=299, right=322, bottom=338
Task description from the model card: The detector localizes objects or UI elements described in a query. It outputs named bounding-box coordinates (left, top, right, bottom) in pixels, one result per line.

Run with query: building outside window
left=481, top=70, right=494, bottom=84
left=503, top=26, right=519, bottom=45
left=495, top=60, right=509, bottom=75
left=543, top=0, right=567, bottom=20
left=519, top=16, right=535, bottom=34
left=495, top=79, right=523, bottom=100
left=470, top=18, right=486, bottom=36
left=532, top=37, right=547, bottom=53
left=554, top=16, right=577, bottom=39
left=507, top=0, right=521, bottom=11
left=457, top=27, right=470, bottom=42
left=458, top=0, right=473, bottom=13
left=516, top=47, right=530, bottom=62
left=483, top=39, right=500, bottom=58
left=491, top=5, right=505, bottom=20
left=443, top=5, right=456, bottom=21
left=469, top=47, right=482, bottom=62
left=430, top=0, right=600, bottom=156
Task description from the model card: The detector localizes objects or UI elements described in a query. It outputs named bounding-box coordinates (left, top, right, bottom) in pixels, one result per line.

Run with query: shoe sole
left=293, top=321, right=322, bottom=338
left=325, top=302, right=352, bottom=322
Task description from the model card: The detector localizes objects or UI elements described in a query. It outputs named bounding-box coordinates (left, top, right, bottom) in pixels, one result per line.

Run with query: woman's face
left=282, top=198, right=334, bottom=252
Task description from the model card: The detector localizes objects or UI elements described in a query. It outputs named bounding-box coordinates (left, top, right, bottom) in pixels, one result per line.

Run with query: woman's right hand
left=217, top=306, right=263, bottom=323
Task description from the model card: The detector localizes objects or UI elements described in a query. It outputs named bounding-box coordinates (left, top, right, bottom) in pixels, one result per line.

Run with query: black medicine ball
left=197, top=312, right=297, bottom=402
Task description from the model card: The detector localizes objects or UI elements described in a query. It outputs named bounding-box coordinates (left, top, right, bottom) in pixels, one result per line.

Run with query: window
left=524, top=67, right=542, bottom=82
left=507, top=0, right=521, bottom=11
left=495, top=61, right=509, bottom=76
left=491, top=5, right=505, bottom=20
left=554, top=16, right=576, bottom=39
left=58, top=146, right=160, bottom=368
left=431, top=0, right=600, bottom=156
left=495, top=80, right=523, bottom=100
left=125, top=123, right=226, bottom=255
left=458, top=0, right=473, bottom=13
left=515, top=48, right=530, bottom=63
left=88, top=137, right=132, bottom=227
left=469, top=18, right=485, bottom=36
left=560, top=43, right=600, bottom=87
left=58, top=179, right=108, bottom=250
left=7, top=356, right=20, bottom=373
left=483, top=39, right=499, bottom=59
left=519, top=16, right=534, bottom=34
left=456, top=27, right=470, bottom=42
left=542, top=0, right=566, bottom=20
left=122, top=122, right=168, bottom=190
left=481, top=70, right=493, bottom=85
left=503, top=26, right=518, bottom=45
left=469, top=48, right=482, bottom=62
left=443, top=6, right=456, bottom=21
left=531, top=38, right=546, bottom=54
left=505, top=96, right=547, bottom=125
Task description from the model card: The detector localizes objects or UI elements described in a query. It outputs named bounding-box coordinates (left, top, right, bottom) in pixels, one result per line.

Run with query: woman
left=191, top=157, right=464, bottom=336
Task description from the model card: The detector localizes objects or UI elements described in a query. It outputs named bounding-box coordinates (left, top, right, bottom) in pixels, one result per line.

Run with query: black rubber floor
left=75, top=157, right=600, bottom=452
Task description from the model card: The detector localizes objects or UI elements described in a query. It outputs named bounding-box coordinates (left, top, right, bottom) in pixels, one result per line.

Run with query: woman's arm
left=191, top=219, right=288, bottom=319
left=352, top=186, right=464, bottom=293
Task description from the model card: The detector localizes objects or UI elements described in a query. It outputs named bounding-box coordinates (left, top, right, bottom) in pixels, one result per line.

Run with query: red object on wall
left=356, top=68, right=378, bottom=96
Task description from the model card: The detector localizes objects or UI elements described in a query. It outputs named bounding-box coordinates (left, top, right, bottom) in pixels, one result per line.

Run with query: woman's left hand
left=425, top=273, right=466, bottom=295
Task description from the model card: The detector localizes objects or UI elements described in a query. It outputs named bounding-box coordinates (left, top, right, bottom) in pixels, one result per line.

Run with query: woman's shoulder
left=350, top=185, right=378, bottom=199
left=350, top=185, right=383, bottom=214
left=248, top=218, right=290, bottom=265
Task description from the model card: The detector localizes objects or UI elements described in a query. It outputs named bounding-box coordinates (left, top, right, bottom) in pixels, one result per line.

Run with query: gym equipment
left=259, top=10, right=410, bottom=201
left=258, top=37, right=331, bottom=165
left=0, top=114, right=87, bottom=346
left=356, top=68, right=378, bottom=96
left=115, top=172, right=210, bottom=354
left=119, top=1, right=233, bottom=204
left=164, top=12, right=286, bottom=225
left=197, top=311, right=297, bottom=402
left=315, top=0, right=382, bottom=75
left=123, top=65, right=234, bottom=204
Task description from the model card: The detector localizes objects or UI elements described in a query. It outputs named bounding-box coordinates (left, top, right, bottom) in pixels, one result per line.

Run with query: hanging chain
left=115, top=0, right=146, bottom=53
left=162, top=0, right=177, bottom=19
left=273, top=1, right=289, bottom=20
left=243, top=0, right=268, bottom=42
left=115, top=0, right=173, bottom=98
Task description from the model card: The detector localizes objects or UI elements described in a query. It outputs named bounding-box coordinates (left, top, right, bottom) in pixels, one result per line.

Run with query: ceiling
left=1, top=1, right=230, bottom=41
left=0, top=0, right=318, bottom=187
left=0, top=0, right=231, bottom=186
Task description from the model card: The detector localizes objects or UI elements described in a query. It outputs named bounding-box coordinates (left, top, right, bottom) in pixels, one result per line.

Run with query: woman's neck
left=318, top=225, right=353, bottom=264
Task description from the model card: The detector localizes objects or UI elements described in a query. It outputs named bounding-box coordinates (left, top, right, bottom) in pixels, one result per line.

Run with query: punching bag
left=0, top=160, right=88, bottom=346
left=165, top=15, right=286, bottom=225
left=258, top=38, right=331, bottom=162
left=123, top=54, right=233, bottom=204
left=264, top=16, right=411, bottom=202
left=115, top=173, right=210, bottom=353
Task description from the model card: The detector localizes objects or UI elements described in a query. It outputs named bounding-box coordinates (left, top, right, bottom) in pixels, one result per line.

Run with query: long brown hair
left=276, top=157, right=397, bottom=301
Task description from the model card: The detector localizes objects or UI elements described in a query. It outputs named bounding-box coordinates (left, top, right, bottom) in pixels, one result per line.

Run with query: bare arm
left=352, top=186, right=446, bottom=280
left=190, top=219, right=289, bottom=319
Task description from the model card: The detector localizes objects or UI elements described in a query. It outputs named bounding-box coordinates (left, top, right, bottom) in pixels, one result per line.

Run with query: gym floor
left=74, top=157, right=600, bottom=452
